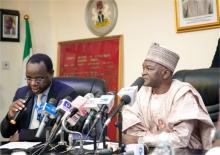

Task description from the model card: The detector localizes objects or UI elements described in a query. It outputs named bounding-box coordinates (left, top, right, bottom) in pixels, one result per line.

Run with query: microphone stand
left=102, top=112, right=108, bottom=149
left=118, top=111, right=123, bottom=149
left=92, top=128, right=97, bottom=150
left=115, top=111, right=125, bottom=154
left=56, top=127, right=68, bottom=151
left=36, top=121, right=62, bottom=155
left=92, top=110, right=108, bottom=153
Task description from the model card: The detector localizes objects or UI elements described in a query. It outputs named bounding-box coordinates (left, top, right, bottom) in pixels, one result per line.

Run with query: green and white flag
left=21, top=18, right=32, bottom=86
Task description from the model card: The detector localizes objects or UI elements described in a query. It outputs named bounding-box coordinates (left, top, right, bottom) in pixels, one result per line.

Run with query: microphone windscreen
left=48, top=98, right=57, bottom=105
left=64, top=96, right=72, bottom=101
left=121, top=95, right=131, bottom=105
left=131, top=77, right=144, bottom=90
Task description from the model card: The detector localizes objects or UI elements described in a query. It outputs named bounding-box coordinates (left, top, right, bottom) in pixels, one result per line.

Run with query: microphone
left=50, top=96, right=73, bottom=136
left=59, top=93, right=94, bottom=134
left=66, top=95, right=90, bottom=126
left=84, top=94, right=115, bottom=134
left=104, top=77, right=144, bottom=127
left=117, top=86, right=138, bottom=106
left=55, top=96, right=72, bottom=124
left=82, top=96, right=102, bottom=133
left=93, top=94, right=115, bottom=121
left=97, top=94, right=115, bottom=113
left=35, top=98, right=57, bottom=138
left=66, top=93, right=95, bottom=125
left=10, top=91, right=33, bottom=125
left=67, top=95, right=90, bottom=118
left=36, top=96, right=72, bottom=155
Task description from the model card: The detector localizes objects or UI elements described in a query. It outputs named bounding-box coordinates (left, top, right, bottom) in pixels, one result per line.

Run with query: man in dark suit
left=0, top=53, right=78, bottom=142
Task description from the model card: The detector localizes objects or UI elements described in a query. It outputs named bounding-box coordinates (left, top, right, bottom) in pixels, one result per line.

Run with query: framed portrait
left=174, top=0, right=220, bottom=33
left=0, top=9, right=20, bottom=42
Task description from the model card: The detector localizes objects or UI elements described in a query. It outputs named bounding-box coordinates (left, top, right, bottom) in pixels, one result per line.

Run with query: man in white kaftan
left=122, top=43, right=214, bottom=150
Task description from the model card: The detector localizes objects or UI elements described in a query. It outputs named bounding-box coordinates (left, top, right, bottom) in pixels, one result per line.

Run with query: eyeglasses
left=25, top=77, right=45, bottom=83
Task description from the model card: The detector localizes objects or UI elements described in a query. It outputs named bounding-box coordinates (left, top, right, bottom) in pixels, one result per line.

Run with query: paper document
left=0, top=142, right=41, bottom=150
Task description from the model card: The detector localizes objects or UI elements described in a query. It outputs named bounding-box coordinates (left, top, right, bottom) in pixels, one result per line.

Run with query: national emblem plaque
left=85, top=0, right=118, bottom=36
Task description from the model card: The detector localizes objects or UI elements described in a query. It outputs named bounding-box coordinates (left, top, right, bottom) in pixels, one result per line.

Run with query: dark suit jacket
left=0, top=79, right=78, bottom=142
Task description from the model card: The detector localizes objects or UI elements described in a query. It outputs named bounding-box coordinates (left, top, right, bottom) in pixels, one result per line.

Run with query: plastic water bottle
left=151, top=132, right=174, bottom=155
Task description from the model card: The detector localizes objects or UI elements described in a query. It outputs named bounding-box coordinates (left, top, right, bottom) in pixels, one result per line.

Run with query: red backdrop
left=58, top=35, right=123, bottom=140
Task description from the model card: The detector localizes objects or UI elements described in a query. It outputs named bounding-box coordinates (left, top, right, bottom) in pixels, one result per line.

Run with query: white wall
left=0, top=0, right=219, bottom=140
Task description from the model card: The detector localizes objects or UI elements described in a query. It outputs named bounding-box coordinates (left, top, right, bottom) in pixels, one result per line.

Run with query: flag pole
left=21, top=14, right=32, bottom=86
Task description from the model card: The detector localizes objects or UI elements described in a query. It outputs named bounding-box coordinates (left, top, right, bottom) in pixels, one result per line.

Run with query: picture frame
left=174, top=0, right=220, bottom=33
left=0, top=9, right=20, bottom=42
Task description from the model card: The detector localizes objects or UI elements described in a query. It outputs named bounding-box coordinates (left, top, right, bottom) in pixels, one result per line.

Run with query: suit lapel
left=47, top=80, right=59, bottom=106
